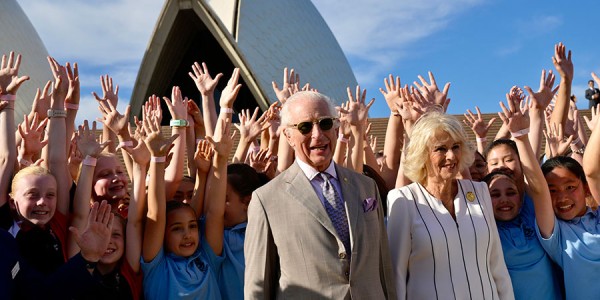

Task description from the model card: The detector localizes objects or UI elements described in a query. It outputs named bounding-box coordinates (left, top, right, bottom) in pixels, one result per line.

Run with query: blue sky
left=16, top=0, right=600, bottom=123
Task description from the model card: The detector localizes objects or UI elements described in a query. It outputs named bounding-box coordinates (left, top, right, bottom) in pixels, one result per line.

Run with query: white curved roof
left=0, top=0, right=53, bottom=123
left=130, top=0, right=356, bottom=116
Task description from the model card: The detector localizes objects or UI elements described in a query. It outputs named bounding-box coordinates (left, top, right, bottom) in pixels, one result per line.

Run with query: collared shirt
left=218, top=222, right=247, bottom=300
left=296, top=159, right=344, bottom=208
left=537, top=207, right=600, bottom=299
left=497, top=194, right=563, bottom=300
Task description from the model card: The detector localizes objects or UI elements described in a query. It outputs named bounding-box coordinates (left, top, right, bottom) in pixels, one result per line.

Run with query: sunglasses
left=288, top=117, right=338, bottom=135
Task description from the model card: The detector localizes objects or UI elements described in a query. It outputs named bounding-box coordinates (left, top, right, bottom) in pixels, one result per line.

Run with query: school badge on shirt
left=466, top=192, right=476, bottom=202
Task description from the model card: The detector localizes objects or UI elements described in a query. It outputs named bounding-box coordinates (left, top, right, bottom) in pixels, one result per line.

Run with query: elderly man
left=244, top=91, right=395, bottom=299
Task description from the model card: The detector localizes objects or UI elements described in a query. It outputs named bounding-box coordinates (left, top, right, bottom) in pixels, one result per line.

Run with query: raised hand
left=272, top=67, right=298, bottom=103
left=92, top=75, right=119, bottom=107
left=65, top=62, right=80, bottom=107
left=219, top=68, right=242, bottom=108
left=543, top=120, right=573, bottom=158
left=17, top=113, right=48, bottom=159
left=122, top=117, right=151, bottom=166
left=47, top=57, right=70, bottom=105
left=413, top=71, right=450, bottom=111
left=524, top=69, right=556, bottom=110
left=163, top=86, right=187, bottom=120
left=498, top=87, right=530, bottom=133
left=584, top=105, right=599, bottom=131
left=396, top=86, right=425, bottom=123
left=249, top=148, right=272, bottom=174
left=189, top=62, right=223, bottom=96
left=76, top=120, right=109, bottom=158
left=143, top=114, right=179, bottom=157
left=463, top=106, right=496, bottom=138
left=30, top=81, right=52, bottom=119
left=379, top=74, right=403, bottom=112
left=98, top=99, right=131, bottom=136
left=69, top=200, right=114, bottom=263
left=265, top=102, right=281, bottom=137
left=552, top=42, right=573, bottom=82
left=0, top=52, right=29, bottom=95
left=206, top=118, right=235, bottom=157
left=343, top=86, right=374, bottom=126
left=234, top=107, right=268, bottom=143
left=144, top=95, right=163, bottom=124
left=194, top=139, right=213, bottom=173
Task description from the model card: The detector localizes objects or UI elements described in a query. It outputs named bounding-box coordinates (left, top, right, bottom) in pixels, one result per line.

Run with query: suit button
left=339, top=253, right=347, bottom=259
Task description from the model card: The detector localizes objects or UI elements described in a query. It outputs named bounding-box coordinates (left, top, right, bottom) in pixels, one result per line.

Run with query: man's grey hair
left=280, top=91, right=337, bottom=127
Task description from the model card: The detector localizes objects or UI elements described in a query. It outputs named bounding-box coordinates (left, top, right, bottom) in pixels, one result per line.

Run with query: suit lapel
left=336, top=165, right=360, bottom=251
left=284, top=163, right=339, bottom=238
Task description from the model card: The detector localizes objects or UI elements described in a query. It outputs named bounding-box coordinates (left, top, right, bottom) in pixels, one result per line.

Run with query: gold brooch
left=466, top=192, right=476, bottom=202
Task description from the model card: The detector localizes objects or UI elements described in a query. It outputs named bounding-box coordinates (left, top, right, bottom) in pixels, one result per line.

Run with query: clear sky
left=16, top=0, right=600, bottom=124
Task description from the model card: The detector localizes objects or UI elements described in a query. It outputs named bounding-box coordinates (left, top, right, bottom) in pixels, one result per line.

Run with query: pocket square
left=363, top=197, right=377, bottom=212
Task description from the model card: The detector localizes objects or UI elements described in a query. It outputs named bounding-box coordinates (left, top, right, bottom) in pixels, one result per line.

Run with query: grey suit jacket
left=244, top=162, right=396, bottom=299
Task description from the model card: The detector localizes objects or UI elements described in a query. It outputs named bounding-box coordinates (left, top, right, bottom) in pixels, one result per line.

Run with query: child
left=141, top=112, right=230, bottom=299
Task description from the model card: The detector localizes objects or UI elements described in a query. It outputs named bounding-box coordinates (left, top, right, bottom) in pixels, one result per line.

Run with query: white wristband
left=476, top=137, right=487, bottom=142
left=151, top=156, right=166, bottom=163
left=0, top=94, right=16, bottom=101
left=118, top=141, right=133, bottom=148
left=18, top=157, right=31, bottom=167
left=221, top=107, right=234, bottom=114
left=82, top=155, right=97, bottom=167
left=510, top=128, right=529, bottom=138
left=338, top=134, right=349, bottom=143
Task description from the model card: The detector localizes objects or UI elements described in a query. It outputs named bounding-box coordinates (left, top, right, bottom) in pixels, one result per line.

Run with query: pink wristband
left=118, top=141, right=133, bottom=148
left=476, top=137, right=487, bottom=142
left=151, top=156, right=166, bottom=163
left=82, top=155, right=97, bottom=167
left=510, top=128, right=530, bottom=138
left=338, top=134, right=349, bottom=143
left=221, top=107, right=234, bottom=114
left=18, top=158, right=31, bottom=167
left=0, top=94, right=16, bottom=101
left=64, top=103, right=79, bottom=110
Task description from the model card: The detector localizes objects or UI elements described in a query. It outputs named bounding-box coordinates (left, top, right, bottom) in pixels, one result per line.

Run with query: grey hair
left=280, top=91, right=337, bottom=127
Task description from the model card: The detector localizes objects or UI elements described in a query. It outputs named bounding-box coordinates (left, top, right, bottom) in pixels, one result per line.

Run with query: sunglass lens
left=319, top=118, right=334, bottom=130
left=297, top=122, right=313, bottom=134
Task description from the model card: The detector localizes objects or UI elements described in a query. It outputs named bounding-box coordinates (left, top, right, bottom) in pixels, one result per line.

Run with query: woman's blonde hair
left=403, top=110, right=474, bottom=184
left=10, top=166, right=55, bottom=197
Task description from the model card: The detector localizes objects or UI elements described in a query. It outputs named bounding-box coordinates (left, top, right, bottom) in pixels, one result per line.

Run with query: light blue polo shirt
left=218, top=222, right=247, bottom=300
left=537, top=207, right=600, bottom=300
left=141, top=237, right=224, bottom=300
left=497, top=195, right=563, bottom=299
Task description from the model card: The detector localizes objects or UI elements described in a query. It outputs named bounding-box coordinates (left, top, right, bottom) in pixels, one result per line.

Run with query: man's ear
left=283, top=128, right=294, bottom=147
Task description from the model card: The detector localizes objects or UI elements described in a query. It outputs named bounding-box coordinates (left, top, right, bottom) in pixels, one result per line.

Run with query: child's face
left=486, top=145, right=523, bottom=182
left=11, top=174, right=57, bottom=226
left=469, top=154, right=487, bottom=181
left=488, top=176, right=522, bottom=221
left=224, top=184, right=249, bottom=228
left=93, top=156, right=128, bottom=202
left=545, top=167, right=588, bottom=220
left=165, top=207, right=199, bottom=257
left=173, top=179, right=194, bottom=204
left=99, top=219, right=125, bottom=266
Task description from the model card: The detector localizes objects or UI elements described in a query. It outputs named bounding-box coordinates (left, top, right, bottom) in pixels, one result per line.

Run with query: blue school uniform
left=219, top=222, right=247, bottom=300
left=536, top=207, right=600, bottom=299
left=497, top=195, right=563, bottom=299
left=141, top=238, right=224, bottom=300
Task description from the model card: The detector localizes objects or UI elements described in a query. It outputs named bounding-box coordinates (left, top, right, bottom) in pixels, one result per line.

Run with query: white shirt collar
left=296, top=159, right=337, bottom=181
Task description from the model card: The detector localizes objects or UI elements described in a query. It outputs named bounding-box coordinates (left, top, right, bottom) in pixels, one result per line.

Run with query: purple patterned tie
left=319, top=172, right=351, bottom=256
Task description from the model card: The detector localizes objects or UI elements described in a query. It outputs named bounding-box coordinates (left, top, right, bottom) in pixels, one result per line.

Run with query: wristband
left=510, top=128, right=529, bottom=138
left=81, top=256, right=98, bottom=270
left=391, top=111, right=401, bottom=117
left=118, top=140, right=133, bottom=148
left=0, top=94, right=16, bottom=101
left=47, top=109, right=67, bottom=118
left=82, top=155, right=97, bottom=167
left=571, top=145, right=585, bottom=155
left=220, top=107, right=234, bottom=114
left=170, top=119, right=189, bottom=127
left=18, top=158, right=31, bottom=167
left=476, top=137, right=487, bottom=142
left=64, top=103, right=79, bottom=110
left=338, top=134, right=349, bottom=143
left=151, top=156, right=166, bottom=163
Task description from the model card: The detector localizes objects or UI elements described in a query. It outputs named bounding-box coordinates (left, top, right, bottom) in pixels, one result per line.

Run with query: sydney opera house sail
left=130, top=0, right=357, bottom=122
left=0, top=0, right=53, bottom=124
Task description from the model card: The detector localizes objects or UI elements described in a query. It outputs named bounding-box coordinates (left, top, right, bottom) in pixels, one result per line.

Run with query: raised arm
left=163, top=86, right=188, bottom=200
left=190, top=140, right=213, bottom=216
left=379, top=75, right=405, bottom=189
left=498, top=90, right=554, bottom=238
left=68, top=121, right=109, bottom=258
left=0, top=52, right=26, bottom=208
left=583, top=73, right=600, bottom=203
left=524, top=69, right=556, bottom=159
left=204, top=118, right=234, bottom=256
left=65, top=63, right=80, bottom=153
left=233, top=107, right=268, bottom=163
left=342, top=85, right=373, bottom=173
left=141, top=113, right=178, bottom=262
left=92, top=75, right=120, bottom=153
left=97, top=99, right=133, bottom=180
left=549, top=43, right=573, bottom=129
left=189, top=62, right=222, bottom=137
left=46, top=57, right=72, bottom=216
left=464, top=106, right=496, bottom=154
